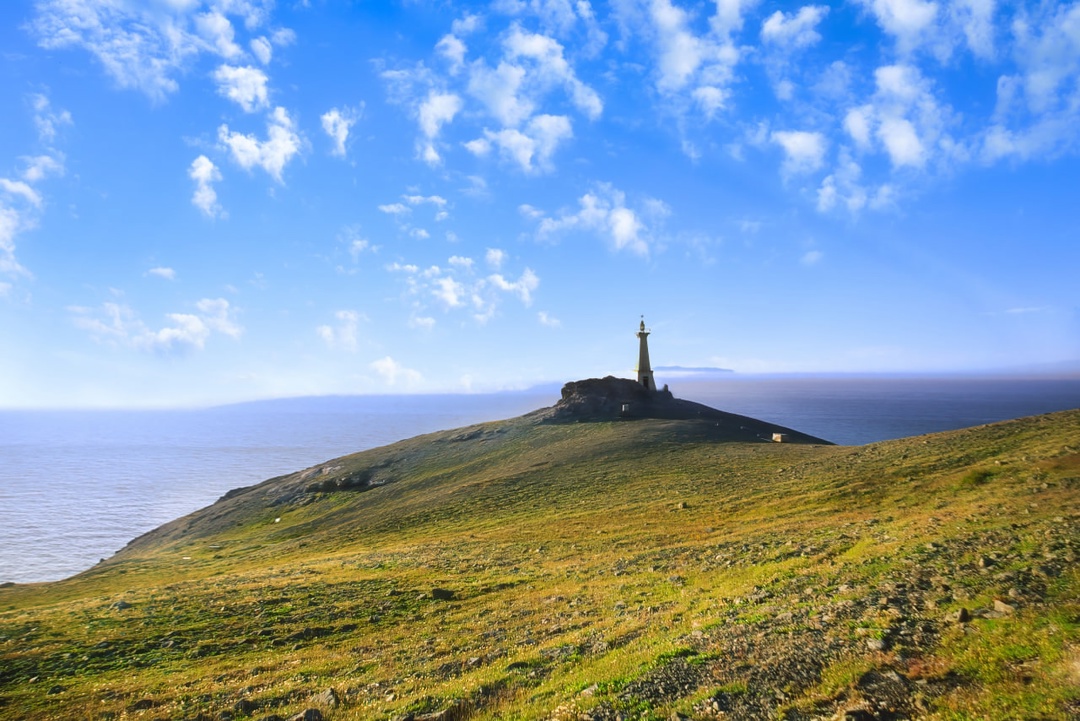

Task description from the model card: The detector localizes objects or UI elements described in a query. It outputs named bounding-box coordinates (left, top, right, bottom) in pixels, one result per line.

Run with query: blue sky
left=1, top=0, right=1078, bottom=408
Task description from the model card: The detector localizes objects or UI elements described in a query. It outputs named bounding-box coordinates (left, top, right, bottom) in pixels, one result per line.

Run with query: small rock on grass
left=950, top=607, right=971, bottom=623
left=286, top=710, right=322, bottom=721
left=313, top=688, right=339, bottom=708
left=993, top=599, right=1016, bottom=615
left=431, top=588, right=455, bottom=601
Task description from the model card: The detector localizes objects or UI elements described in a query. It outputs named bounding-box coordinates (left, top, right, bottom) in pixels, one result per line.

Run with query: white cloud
left=433, top=275, right=466, bottom=307
left=538, top=310, right=561, bottom=327
left=388, top=254, right=541, bottom=324
left=29, top=94, right=72, bottom=142
left=409, top=315, right=437, bottom=331
left=800, top=249, right=824, bottom=265
left=468, top=60, right=533, bottom=126
left=855, top=0, right=940, bottom=55
left=489, top=268, right=540, bottom=305
left=379, top=203, right=410, bottom=215
left=317, top=310, right=363, bottom=351
left=619, top=0, right=742, bottom=119
left=486, top=248, right=507, bottom=268
left=417, top=91, right=463, bottom=164
left=189, top=155, right=224, bottom=218
left=321, top=106, right=361, bottom=157
left=195, top=10, right=243, bottom=59
left=21, top=155, right=65, bottom=183
left=0, top=180, right=42, bottom=208
left=147, top=266, right=176, bottom=280
left=1, top=95, right=69, bottom=281
left=817, top=152, right=868, bottom=214
left=476, top=113, right=573, bottom=172
left=70, top=297, right=242, bottom=354
left=534, top=183, right=664, bottom=256
left=761, top=6, right=829, bottom=50
left=218, top=106, right=303, bottom=182
left=30, top=1, right=269, bottom=102
left=370, top=356, right=423, bottom=387
left=842, top=64, right=956, bottom=170
left=878, top=117, right=925, bottom=167
left=771, top=130, right=826, bottom=176
left=250, top=36, right=273, bottom=64
left=503, top=25, right=603, bottom=119
left=950, top=0, right=995, bottom=59
left=982, top=3, right=1080, bottom=161
left=213, top=65, right=270, bottom=112
left=0, top=204, right=31, bottom=278
left=437, top=34, right=468, bottom=75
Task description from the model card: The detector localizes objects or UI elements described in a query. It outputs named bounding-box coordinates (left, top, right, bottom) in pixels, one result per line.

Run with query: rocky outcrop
left=535, top=376, right=831, bottom=444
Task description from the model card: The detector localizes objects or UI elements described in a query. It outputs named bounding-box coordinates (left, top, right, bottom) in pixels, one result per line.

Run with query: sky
left=1, top=0, right=1079, bottom=408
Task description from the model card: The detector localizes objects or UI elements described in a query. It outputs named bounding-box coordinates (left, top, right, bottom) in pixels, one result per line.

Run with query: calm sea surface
left=2, top=377, right=1078, bottom=584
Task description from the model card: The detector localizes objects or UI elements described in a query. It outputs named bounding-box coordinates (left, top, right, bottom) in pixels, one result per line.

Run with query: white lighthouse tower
left=636, top=316, right=657, bottom=391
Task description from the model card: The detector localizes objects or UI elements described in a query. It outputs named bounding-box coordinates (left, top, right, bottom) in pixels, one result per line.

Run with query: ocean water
left=2, top=377, right=1078, bottom=584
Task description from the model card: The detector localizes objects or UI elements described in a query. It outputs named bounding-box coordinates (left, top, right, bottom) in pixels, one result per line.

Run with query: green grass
left=1, top=410, right=1079, bottom=719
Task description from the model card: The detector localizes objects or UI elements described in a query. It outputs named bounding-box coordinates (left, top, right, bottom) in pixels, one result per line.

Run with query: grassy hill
left=1, top=397, right=1078, bottom=720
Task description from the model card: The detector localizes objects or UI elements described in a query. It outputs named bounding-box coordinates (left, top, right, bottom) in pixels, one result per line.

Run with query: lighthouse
left=636, top=317, right=657, bottom=391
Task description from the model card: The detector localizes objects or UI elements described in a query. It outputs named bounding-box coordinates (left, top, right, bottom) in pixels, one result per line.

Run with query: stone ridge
left=534, top=376, right=832, bottom=444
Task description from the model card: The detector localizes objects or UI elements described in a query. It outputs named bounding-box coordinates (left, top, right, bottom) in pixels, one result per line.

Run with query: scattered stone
left=286, top=710, right=322, bottom=721
left=257, top=716, right=285, bottom=721
left=312, top=688, right=339, bottom=708
left=951, top=608, right=971, bottom=623
left=865, top=637, right=887, bottom=652
left=127, top=698, right=158, bottom=711
left=112, top=600, right=133, bottom=610
left=234, top=698, right=259, bottom=714
left=978, top=556, right=994, bottom=568
left=47, top=685, right=65, bottom=695
left=993, top=599, right=1016, bottom=615
left=431, top=588, right=455, bottom=601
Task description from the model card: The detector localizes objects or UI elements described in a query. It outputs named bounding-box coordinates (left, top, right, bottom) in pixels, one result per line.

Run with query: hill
left=1, top=385, right=1078, bottom=720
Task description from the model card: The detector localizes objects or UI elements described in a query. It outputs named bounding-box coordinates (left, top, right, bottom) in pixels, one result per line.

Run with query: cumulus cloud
left=840, top=64, right=959, bottom=171
left=503, top=25, right=603, bottom=119
left=761, top=5, right=829, bottom=50
left=771, top=130, right=827, bottom=176
left=317, top=310, right=364, bottom=351
left=196, top=10, right=243, bottom=59
left=218, top=106, right=303, bottom=182
left=437, top=34, right=468, bottom=75
left=30, top=1, right=274, bottom=102
left=250, top=36, right=273, bottom=64
left=982, top=3, right=1080, bottom=161
left=189, top=155, right=224, bottom=218
left=486, top=248, right=507, bottom=268
left=417, top=91, right=463, bottom=164
left=1, top=95, right=70, bottom=281
left=30, top=94, right=72, bottom=142
left=615, top=0, right=744, bottom=119
left=532, top=183, right=667, bottom=256
left=69, top=297, right=242, bottom=354
left=388, top=255, right=542, bottom=324
left=213, top=65, right=269, bottom=112
left=370, top=356, right=423, bottom=387
left=855, top=0, right=940, bottom=55
left=147, top=266, right=176, bottom=280
left=321, top=106, right=361, bottom=157
left=467, top=114, right=573, bottom=172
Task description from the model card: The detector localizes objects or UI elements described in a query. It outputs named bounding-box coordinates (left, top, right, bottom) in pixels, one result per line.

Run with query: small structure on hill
left=636, top=316, right=657, bottom=391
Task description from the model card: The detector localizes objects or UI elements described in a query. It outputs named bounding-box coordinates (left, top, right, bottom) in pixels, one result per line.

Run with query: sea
left=2, top=376, right=1079, bottom=585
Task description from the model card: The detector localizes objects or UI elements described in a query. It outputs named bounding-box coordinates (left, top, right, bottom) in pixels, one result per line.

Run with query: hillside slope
left=0, top=402, right=1078, bottom=720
